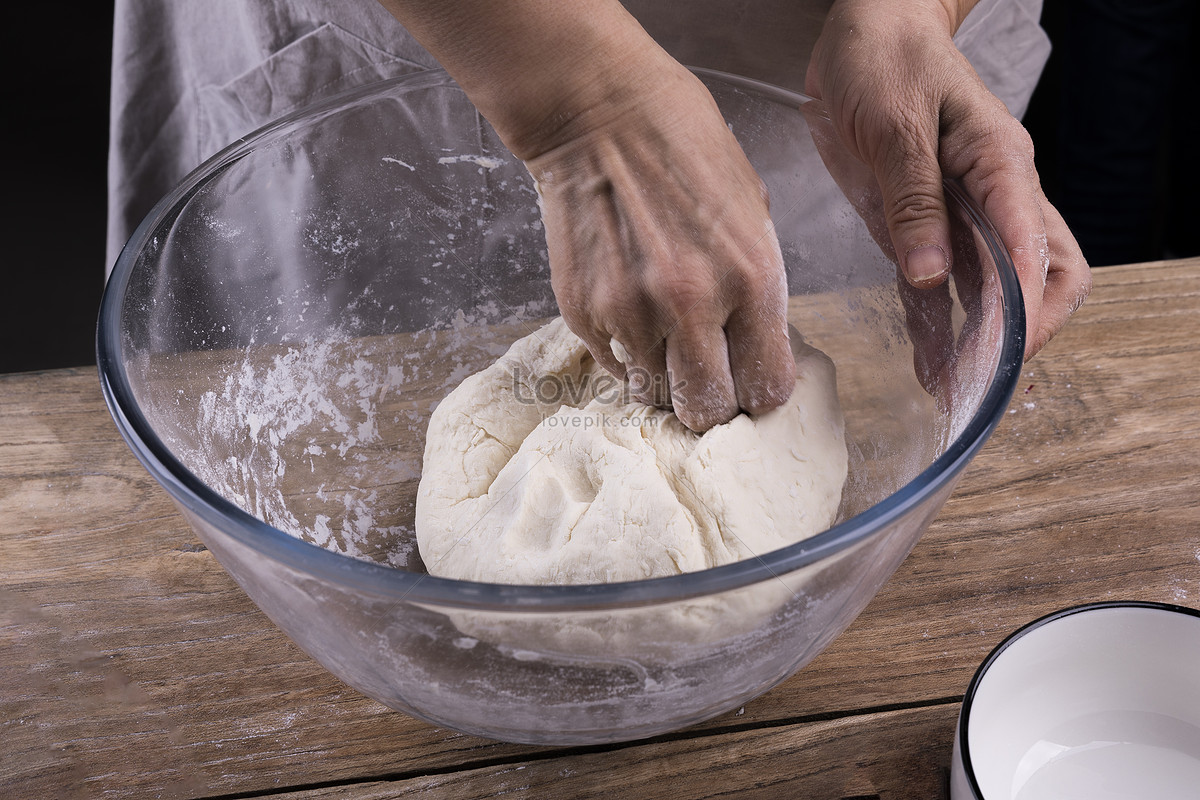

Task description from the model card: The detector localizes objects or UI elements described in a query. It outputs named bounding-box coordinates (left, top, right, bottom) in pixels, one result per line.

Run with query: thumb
left=875, top=136, right=953, bottom=288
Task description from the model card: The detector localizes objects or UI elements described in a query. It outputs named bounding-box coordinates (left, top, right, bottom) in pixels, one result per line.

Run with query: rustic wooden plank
left=275, top=703, right=961, bottom=800
left=0, top=369, right=535, bottom=798
left=2, top=259, right=1198, bottom=798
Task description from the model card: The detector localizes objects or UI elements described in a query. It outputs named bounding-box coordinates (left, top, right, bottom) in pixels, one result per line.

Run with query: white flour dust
left=185, top=336, right=422, bottom=568
left=161, top=305, right=553, bottom=571
left=437, top=154, right=507, bottom=170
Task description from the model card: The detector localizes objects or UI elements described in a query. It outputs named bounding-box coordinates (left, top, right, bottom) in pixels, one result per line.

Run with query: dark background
left=3, top=1, right=1196, bottom=375
left=6, top=3, right=115, bottom=374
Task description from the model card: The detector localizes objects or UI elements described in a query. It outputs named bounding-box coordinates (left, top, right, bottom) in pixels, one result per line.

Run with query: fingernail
left=905, top=244, right=949, bottom=284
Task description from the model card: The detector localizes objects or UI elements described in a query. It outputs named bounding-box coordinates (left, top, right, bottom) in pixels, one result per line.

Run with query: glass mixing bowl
left=98, top=68, right=1023, bottom=745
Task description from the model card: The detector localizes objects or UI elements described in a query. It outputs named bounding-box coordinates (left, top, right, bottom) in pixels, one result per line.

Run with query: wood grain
left=2, top=259, right=1198, bottom=799
left=276, top=703, right=961, bottom=800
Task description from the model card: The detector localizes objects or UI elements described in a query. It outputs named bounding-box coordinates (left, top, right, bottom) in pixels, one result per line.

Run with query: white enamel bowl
left=951, top=601, right=1200, bottom=799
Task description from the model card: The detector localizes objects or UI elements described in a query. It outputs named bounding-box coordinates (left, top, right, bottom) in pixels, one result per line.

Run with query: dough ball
left=415, top=317, right=847, bottom=586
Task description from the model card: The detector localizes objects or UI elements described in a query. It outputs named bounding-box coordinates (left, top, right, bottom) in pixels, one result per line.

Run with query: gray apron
left=107, top=0, right=1048, bottom=269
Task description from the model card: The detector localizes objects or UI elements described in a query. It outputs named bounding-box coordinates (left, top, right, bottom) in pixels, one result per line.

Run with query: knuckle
left=886, top=187, right=945, bottom=228
left=965, top=118, right=1038, bottom=185
left=873, top=131, right=946, bottom=229
left=642, top=266, right=718, bottom=322
left=578, top=294, right=649, bottom=353
left=725, top=259, right=786, bottom=307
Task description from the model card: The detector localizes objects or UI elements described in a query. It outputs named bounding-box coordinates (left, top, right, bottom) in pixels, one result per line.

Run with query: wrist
left=823, top=0, right=978, bottom=37
left=488, top=25, right=680, bottom=161
left=929, top=0, right=981, bottom=34
left=379, top=0, right=676, bottom=160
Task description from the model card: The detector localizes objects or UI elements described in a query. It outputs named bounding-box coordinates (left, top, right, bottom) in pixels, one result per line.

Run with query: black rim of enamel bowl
left=955, top=600, right=1200, bottom=800
left=96, top=68, right=1026, bottom=612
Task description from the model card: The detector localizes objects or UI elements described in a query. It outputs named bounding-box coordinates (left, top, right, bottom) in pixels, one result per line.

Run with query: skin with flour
left=414, top=318, right=847, bottom=586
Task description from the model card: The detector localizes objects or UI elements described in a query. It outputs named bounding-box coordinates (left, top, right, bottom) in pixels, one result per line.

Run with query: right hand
left=525, top=60, right=794, bottom=432
left=806, top=0, right=1091, bottom=361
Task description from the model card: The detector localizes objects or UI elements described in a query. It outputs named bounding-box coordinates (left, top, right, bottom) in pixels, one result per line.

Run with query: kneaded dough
left=415, top=317, right=847, bottom=586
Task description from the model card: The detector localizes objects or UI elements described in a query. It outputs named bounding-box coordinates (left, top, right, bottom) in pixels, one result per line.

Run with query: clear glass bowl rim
left=96, top=68, right=1026, bottom=612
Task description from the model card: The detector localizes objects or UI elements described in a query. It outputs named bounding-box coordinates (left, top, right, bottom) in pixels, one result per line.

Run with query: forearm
left=376, top=0, right=672, bottom=158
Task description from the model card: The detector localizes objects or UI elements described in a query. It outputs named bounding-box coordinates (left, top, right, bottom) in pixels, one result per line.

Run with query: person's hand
left=806, top=0, right=1092, bottom=360
left=804, top=99, right=994, bottom=414
left=379, top=0, right=794, bottom=431
left=525, top=61, right=793, bottom=432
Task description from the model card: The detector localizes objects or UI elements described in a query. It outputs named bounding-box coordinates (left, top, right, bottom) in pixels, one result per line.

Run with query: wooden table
left=3, top=258, right=1198, bottom=799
